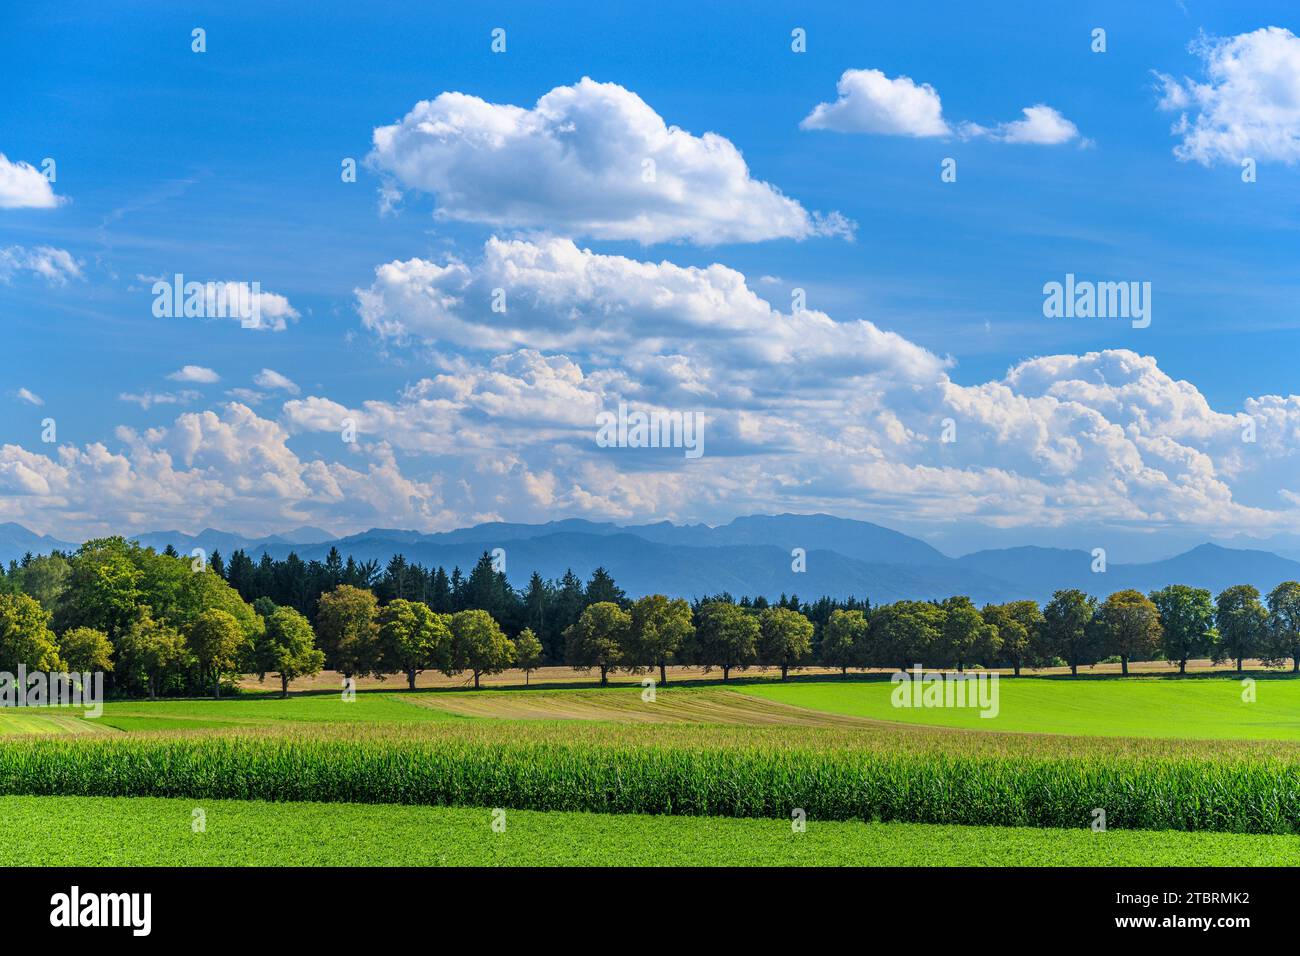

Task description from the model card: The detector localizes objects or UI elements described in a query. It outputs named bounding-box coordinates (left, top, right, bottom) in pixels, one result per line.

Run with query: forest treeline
left=1, top=537, right=1299, bottom=699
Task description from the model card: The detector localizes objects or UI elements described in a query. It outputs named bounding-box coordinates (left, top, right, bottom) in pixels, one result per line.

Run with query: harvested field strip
left=0, top=712, right=115, bottom=736
left=411, top=688, right=886, bottom=727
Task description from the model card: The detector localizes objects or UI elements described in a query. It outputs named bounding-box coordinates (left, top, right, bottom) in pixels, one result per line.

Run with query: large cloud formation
left=354, top=236, right=944, bottom=390
left=1156, top=26, right=1300, bottom=165
left=368, top=77, right=853, bottom=244
left=8, top=240, right=1291, bottom=540
left=3, top=64, right=1294, bottom=543
left=0, top=404, right=449, bottom=536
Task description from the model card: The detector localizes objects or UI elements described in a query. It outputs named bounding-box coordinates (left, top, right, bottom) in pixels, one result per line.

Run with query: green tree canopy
left=869, top=601, right=946, bottom=671
left=1150, top=584, right=1214, bottom=674
left=982, top=600, right=1041, bottom=675
left=822, top=608, right=868, bottom=673
left=263, top=605, right=326, bottom=697
left=1266, top=581, right=1300, bottom=672
left=693, top=601, right=758, bottom=681
left=1042, top=589, right=1101, bottom=676
left=58, top=626, right=114, bottom=673
left=0, top=592, right=61, bottom=671
left=940, top=597, right=996, bottom=671
left=451, top=609, right=516, bottom=689
left=378, top=599, right=451, bottom=689
left=10, top=554, right=71, bottom=623
left=188, top=607, right=246, bottom=698
left=564, top=601, right=630, bottom=686
left=757, top=606, right=814, bottom=680
left=1094, top=589, right=1162, bottom=676
left=1215, top=584, right=1267, bottom=673
left=628, top=594, right=693, bottom=685
left=60, top=538, right=143, bottom=639
left=315, top=585, right=381, bottom=679
left=116, top=607, right=186, bottom=699
left=513, top=627, right=544, bottom=685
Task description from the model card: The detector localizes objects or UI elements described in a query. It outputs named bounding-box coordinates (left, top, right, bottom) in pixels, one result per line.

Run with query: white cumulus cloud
left=968, top=105, right=1083, bottom=145
left=368, top=77, right=853, bottom=244
left=254, top=368, right=300, bottom=394
left=1155, top=27, right=1300, bottom=165
left=0, top=154, right=61, bottom=209
left=355, top=236, right=946, bottom=391
left=801, top=69, right=951, bottom=136
left=803, top=69, right=1082, bottom=146
left=167, top=365, right=220, bottom=384
left=0, top=245, right=83, bottom=285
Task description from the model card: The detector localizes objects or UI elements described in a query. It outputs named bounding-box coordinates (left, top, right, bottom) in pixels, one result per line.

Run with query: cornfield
left=1, top=722, right=1298, bottom=833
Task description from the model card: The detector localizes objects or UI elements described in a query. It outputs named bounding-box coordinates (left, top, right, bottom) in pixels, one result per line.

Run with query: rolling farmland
left=3, top=673, right=1300, bottom=864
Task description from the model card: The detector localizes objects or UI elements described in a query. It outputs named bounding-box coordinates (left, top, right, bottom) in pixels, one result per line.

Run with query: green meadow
left=740, top=674, right=1300, bottom=740
left=0, top=689, right=464, bottom=735
left=4, top=795, right=1297, bottom=867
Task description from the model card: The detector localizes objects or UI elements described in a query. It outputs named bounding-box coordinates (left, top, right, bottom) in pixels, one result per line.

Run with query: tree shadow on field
left=1014, top=669, right=1300, bottom=683
left=213, top=664, right=1300, bottom=702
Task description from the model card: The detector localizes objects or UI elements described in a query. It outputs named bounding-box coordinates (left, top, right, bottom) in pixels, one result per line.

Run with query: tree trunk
left=781, top=663, right=789, bottom=681
left=1120, top=655, right=1129, bottom=677
left=474, top=671, right=481, bottom=689
left=1180, top=659, right=1187, bottom=674
left=213, top=672, right=220, bottom=699
left=659, top=661, right=667, bottom=686
left=149, top=677, right=157, bottom=700
left=1292, top=656, right=1298, bottom=674
left=600, top=666, right=608, bottom=686
left=841, top=665, right=848, bottom=676
left=957, top=660, right=964, bottom=673
left=1070, top=661, right=1078, bottom=677
left=407, top=669, right=417, bottom=691
left=525, top=670, right=530, bottom=686
left=1237, top=657, right=1243, bottom=673
left=281, top=674, right=289, bottom=698
left=1013, top=661, right=1021, bottom=677
left=722, top=665, right=730, bottom=682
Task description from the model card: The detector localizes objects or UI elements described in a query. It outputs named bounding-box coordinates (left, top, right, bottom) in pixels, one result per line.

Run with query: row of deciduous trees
left=315, top=586, right=533, bottom=690
left=809, top=584, right=1300, bottom=677
left=319, top=583, right=1300, bottom=683
left=4, top=537, right=1300, bottom=697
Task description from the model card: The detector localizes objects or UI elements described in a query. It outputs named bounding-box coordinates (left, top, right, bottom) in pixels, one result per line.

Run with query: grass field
left=741, top=674, right=1300, bottom=740
left=5, top=795, right=1297, bottom=866
left=10, top=674, right=1300, bottom=742
left=0, top=690, right=464, bottom=735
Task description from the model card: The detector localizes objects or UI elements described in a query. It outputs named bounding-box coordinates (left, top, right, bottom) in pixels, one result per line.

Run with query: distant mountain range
left=4, top=514, right=1300, bottom=605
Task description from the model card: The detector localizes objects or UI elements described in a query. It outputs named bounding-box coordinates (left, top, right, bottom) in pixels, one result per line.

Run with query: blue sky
left=3, top=1, right=1300, bottom=560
